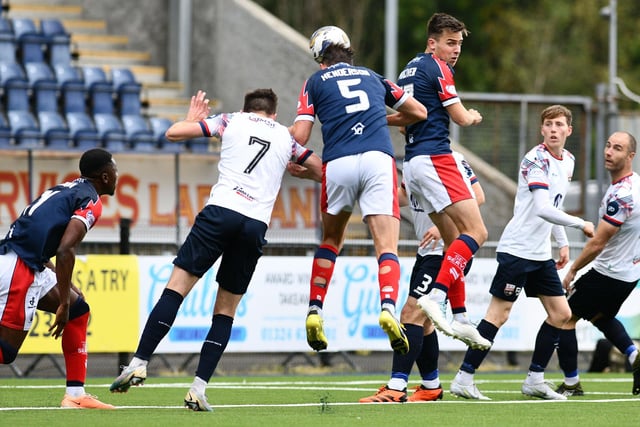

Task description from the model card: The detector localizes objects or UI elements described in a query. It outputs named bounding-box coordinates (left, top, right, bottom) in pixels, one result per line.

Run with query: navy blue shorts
left=173, top=205, right=267, bottom=295
left=408, top=253, right=443, bottom=299
left=567, top=268, right=637, bottom=320
left=489, top=252, right=564, bottom=302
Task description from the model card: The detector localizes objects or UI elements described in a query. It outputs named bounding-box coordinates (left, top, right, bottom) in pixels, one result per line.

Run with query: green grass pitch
left=1, top=372, right=638, bottom=426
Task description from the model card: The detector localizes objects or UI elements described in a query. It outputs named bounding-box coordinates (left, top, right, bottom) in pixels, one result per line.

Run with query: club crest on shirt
left=351, top=122, right=365, bottom=135
left=606, top=200, right=619, bottom=216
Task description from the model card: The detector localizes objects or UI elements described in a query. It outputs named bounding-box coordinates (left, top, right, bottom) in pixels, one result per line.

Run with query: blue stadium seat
left=8, top=110, right=42, bottom=148
left=94, top=113, right=128, bottom=151
left=121, top=114, right=156, bottom=151
left=83, top=66, right=114, bottom=114
left=12, top=18, right=48, bottom=64
left=149, top=116, right=182, bottom=152
left=0, top=17, right=12, bottom=34
left=111, top=68, right=142, bottom=116
left=54, top=64, right=85, bottom=113
left=40, top=18, right=75, bottom=66
left=25, top=62, right=58, bottom=112
left=38, top=111, right=72, bottom=149
left=186, top=138, right=211, bottom=153
left=66, top=111, right=100, bottom=150
left=0, top=113, right=13, bottom=148
left=0, top=62, right=30, bottom=111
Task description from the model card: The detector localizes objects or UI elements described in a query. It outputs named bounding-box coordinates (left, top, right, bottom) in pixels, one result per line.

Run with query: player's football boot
left=451, top=319, right=492, bottom=350
left=61, top=393, right=115, bottom=409
left=378, top=308, right=409, bottom=354
left=417, top=295, right=455, bottom=337
left=521, top=380, right=567, bottom=400
left=407, top=384, right=444, bottom=402
left=184, top=389, right=213, bottom=412
left=305, top=310, right=328, bottom=351
left=632, top=355, right=640, bottom=395
left=109, top=364, right=147, bottom=393
left=556, top=382, right=584, bottom=397
left=358, top=385, right=407, bottom=403
left=450, top=378, right=491, bottom=400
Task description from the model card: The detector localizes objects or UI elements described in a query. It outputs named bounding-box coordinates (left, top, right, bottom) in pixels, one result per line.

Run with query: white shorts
left=322, top=151, right=399, bottom=218
left=403, top=153, right=473, bottom=214
left=0, top=250, right=57, bottom=331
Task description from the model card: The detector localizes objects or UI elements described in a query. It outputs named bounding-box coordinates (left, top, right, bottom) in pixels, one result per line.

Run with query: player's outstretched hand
left=186, top=90, right=211, bottom=122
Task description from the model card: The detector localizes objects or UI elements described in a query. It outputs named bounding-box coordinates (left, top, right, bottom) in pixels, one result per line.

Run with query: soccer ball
left=309, top=25, right=350, bottom=63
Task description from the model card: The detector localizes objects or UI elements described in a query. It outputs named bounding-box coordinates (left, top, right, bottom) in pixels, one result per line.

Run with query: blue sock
left=593, top=317, right=634, bottom=355
left=195, top=314, right=234, bottom=382
left=391, top=323, right=423, bottom=378
left=135, top=288, right=183, bottom=360
left=460, top=319, right=497, bottom=374
left=415, top=330, right=439, bottom=378
left=557, top=328, right=578, bottom=377
left=529, top=322, right=560, bottom=372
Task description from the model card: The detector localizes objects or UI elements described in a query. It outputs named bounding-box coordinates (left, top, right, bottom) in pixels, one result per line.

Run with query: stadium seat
left=94, top=113, right=128, bottom=151
left=66, top=111, right=100, bottom=150
left=40, top=18, right=75, bottom=66
left=8, top=110, right=42, bottom=148
left=0, top=18, right=17, bottom=63
left=0, top=62, right=30, bottom=111
left=38, top=111, right=72, bottom=149
left=0, top=17, right=12, bottom=34
left=83, top=66, right=114, bottom=114
left=121, top=114, right=157, bottom=151
left=149, top=116, right=182, bottom=152
left=186, top=137, right=211, bottom=153
left=25, top=62, right=58, bottom=112
left=54, top=63, right=86, bottom=113
left=12, top=18, right=48, bottom=64
left=111, top=68, right=142, bottom=116
left=0, top=113, right=13, bottom=149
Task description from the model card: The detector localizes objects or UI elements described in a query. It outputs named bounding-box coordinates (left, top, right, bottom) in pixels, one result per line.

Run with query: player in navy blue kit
left=289, top=26, right=427, bottom=356
left=397, top=13, right=488, bottom=348
left=557, top=131, right=640, bottom=397
left=110, top=89, right=322, bottom=412
left=0, top=148, right=117, bottom=409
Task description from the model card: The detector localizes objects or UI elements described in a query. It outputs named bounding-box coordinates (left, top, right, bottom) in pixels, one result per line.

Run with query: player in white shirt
left=449, top=105, right=595, bottom=401
left=110, top=89, right=322, bottom=411
left=557, top=131, right=640, bottom=397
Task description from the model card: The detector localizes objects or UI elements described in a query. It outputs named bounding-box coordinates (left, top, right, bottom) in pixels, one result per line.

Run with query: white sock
left=526, top=371, right=544, bottom=384
left=388, top=377, right=407, bottom=391
left=422, top=378, right=440, bottom=389
left=453, top=312, right=470, bottom=323
left=563, top=375, right=580, bottom=386
left=129, top=357, right=148, bottom=368
left=191, top=376, right=207, bottom=394
left=455, top=370, right=474, bottom=386
left=429, top=288, right=447, bottom=303
left=381, top=302, right=396, bottom=315
left=65, top=386, right=85, bottom=397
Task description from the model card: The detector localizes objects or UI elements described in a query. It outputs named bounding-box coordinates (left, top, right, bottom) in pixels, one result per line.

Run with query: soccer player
left=396, top=13, right=488, bottom=347
left=359, top=152, right=489, bottom=403
left=556, top=131, right=640, bottom=397
left=109, top=88, right=322, bottom=412
left=449, top=105, right=595, bottom=400
left=289, top=26, right=427, bottom=355
left=0, top=148, right=117, bottom=409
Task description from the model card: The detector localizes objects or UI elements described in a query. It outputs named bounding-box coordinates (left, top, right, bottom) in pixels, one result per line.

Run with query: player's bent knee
left=69, top=297, right=90, bottom=320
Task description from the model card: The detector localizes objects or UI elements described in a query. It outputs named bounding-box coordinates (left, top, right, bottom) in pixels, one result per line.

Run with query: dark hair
left=79, top=148, right=113, bottom=177
left=321, top=44, right=354, bottom=66
left=427, top=13, right=469, bottom=39
left=243, top=88, right=278, bottom=115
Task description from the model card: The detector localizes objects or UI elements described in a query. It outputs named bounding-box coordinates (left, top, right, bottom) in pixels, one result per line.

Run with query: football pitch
left=1, top=373, right=638, bottom=426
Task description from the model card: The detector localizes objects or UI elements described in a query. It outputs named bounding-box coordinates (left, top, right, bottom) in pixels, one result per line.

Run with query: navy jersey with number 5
left=0, top=178, right=103, bottom=271
left=295, top=62, right=409, bottom=162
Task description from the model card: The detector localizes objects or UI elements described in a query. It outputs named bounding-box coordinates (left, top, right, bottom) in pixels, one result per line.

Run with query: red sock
left=309, top=245, right=338, bottom=307
left=448, top=273, right=466, bottom=312
left=378, top=253, right=400, bottom=305
left=62, top=311, right=89, bottom=385
left=434, top=237, right=474, bottom=294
